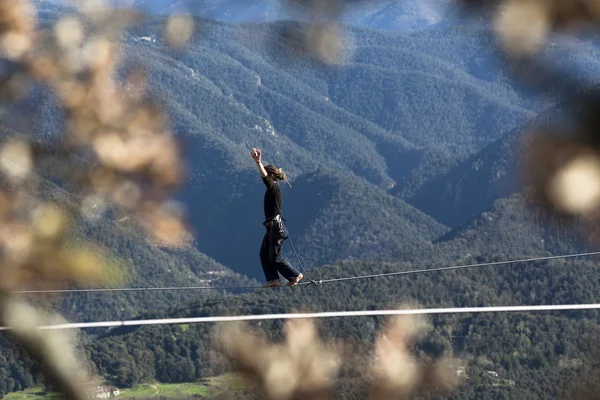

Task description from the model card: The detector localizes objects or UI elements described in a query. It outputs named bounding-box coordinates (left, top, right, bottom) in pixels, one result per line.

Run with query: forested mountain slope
left=409, top=87, right=598, bottom=228
left=109, top=17, right=555, bottom=275
left=78, top=246, right=600, bottom=399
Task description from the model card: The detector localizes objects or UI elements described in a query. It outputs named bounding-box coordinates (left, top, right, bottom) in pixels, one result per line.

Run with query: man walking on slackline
left=251, top=147, right=303, bottom=287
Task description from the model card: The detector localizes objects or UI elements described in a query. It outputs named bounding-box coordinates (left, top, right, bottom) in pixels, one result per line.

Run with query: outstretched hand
left=251, top=148, right=262, bottom=163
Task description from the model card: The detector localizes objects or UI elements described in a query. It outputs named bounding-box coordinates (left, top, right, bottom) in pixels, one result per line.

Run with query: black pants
left=260, top=219, right=300, bottom=282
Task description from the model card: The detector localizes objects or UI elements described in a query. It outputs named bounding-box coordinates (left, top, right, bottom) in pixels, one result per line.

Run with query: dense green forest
left=75, top=189, right=600, bottom=398
left=1, top=189, right=598, bottom=398
left=65, top=229, right=600, bottom=398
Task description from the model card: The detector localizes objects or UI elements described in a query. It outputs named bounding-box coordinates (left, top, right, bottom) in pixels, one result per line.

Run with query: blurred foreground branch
left=0, top=0, right=195, bottom=396
left=0, top=296, right=89, bottom=399
left=216, top=312, right=462, bottom=400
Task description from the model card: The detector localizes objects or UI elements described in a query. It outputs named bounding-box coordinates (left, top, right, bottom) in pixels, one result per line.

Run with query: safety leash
left=287, top=235, right=321, bottom=288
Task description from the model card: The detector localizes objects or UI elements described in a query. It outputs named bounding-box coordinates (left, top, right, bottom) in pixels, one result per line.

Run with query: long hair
left=265, top=165, right=292, bottom=187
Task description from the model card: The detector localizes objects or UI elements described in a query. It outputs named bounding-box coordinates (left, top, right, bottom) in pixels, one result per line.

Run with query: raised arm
left=251, top=148, right=268, bottom=178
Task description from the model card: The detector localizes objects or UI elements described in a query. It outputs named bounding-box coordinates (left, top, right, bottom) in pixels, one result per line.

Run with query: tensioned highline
left=10, top=251, right=600, bottom=294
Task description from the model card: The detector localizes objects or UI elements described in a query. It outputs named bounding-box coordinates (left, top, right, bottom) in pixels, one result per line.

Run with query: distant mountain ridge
left=37, top=0, right=453, bottom=31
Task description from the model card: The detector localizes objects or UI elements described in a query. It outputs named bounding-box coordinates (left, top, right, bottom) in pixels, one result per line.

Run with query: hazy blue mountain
left=39, top=0, right=453, bottom=31
left=343, top=0, right=452, bottom=31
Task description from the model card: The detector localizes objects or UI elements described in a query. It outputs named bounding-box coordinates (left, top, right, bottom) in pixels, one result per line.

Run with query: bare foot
left=287, top=273, right=303, bottom=286
left=263, top=280, right=282, bottom=288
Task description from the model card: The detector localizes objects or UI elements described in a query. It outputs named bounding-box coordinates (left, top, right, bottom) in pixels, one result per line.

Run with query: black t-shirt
left=263, top=176, right=282, bottom=219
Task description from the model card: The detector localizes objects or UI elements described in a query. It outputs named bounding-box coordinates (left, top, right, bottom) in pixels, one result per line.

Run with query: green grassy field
left=118, top=382, right=209, bottom=398
left=4, top=388, right=62, bottom=400
left=4, top=375, right=245, bottom=399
